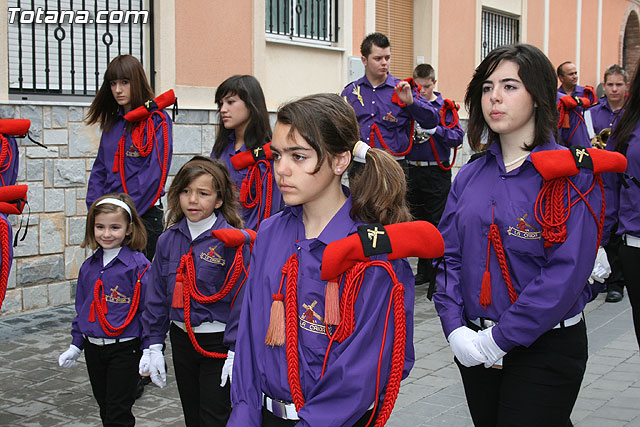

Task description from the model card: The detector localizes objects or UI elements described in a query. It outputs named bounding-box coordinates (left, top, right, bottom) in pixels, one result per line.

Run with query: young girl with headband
left=141, top=156, right=253, bottom=426
left=86, top=54, right=173, bottom=261
left=210, top=75, right=283, bottom=230
left=229, top=93, right=445, bottom=426
left=58, top=193, right=150, bottom=426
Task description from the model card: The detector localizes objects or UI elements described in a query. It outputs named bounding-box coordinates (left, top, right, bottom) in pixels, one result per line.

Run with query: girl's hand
left=58, top=344, right=82, bottom=368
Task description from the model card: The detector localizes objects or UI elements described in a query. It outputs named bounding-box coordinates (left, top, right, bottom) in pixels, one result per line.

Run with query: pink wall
left=437, top=0, right=476, bottom=104
left=548, top=0, right=578, bottom=76
left=526, top=1, right=545, bottom=49
left=353, top=0, right=366, bottom=56
left=580, top=0, right=599, bottom=87
left=601, top=0, right=633, bottom=75
left=175, top=0, right=253, bottom=87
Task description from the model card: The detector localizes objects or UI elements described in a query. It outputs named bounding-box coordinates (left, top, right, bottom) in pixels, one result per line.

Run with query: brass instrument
left=592, top=128, right=611, bottom=149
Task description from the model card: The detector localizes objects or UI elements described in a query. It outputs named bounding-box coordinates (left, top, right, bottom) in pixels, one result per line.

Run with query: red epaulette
left=0, top=185, right=28, bottom=215
left=123, top=89, right=176, bottom=122
left=0, top=119, right=30, bottom=136
left=230, top=142, right=274, bottom=170
left=531, top=146, right=627, bottom=179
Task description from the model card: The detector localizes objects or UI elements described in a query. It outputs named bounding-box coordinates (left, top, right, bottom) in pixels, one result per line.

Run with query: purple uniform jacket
left=142, top=214, right=249, bottom=350
left=86, top=109, right=173, bottom=215
left=0, top=135, right=19, bottom=187
left=557, top=86, right=593, bottom=148
left=70, top=245, right=151, bottom=349
left=605, top=121, right=640, bottom=240
left=434, top=139, right=601, bottom=353
left=229, top=197, right=415, bottom=427
left=406, top=92, right=464, bottom=163
left=590, top=97, right=621, bottom=134
left=341, top=74, right=440, bottom=156
left=213, top=133, right=284, bottom=231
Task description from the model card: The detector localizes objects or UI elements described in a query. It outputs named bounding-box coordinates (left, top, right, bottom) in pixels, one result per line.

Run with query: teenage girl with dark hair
left=211, top=75, right=282, bottom=230
left=434, top=44, right=625, bottom=426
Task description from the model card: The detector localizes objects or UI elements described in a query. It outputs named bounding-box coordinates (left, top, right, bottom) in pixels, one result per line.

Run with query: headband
left=353, top=140, right=370, bottom=163
left=96, top=198, right=133, bottom=221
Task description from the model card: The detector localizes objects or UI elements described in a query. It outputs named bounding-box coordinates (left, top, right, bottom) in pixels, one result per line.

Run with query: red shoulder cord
left=112, top=111, right=170, bottom=212
left=370, top=78, right=421, bottom=157
left=427, top=99, right=460, bottom=171
left=0, top=220, right=10, bottom=309
left=0, top=135, right=14, bottom=187
left=89, top=264, right=149, bottom=336
left=277, top=254, right=405, bottom=427
left=174, top=245, right=245, bottom=358
left=478, top=204, right=518, bottom=308
left=557, top=87, right=596, bottom=145
left=534, top=174, right=604, bottom=249
left=240, top=159, right=273, bottom=230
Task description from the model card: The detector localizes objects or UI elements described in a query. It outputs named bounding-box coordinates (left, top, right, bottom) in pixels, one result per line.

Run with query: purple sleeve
left=434, top=113, right=465, bottom=149
left=137, top=258, right=152, bottom=349
left=86, top=133, right=108, bottom=209
left=295, top=259, right=414, bottom=427
left=71, top=262, right=90, bottom=349
left=433, top=173, right=467, bottom=338
left=601, top=171, right=620, bottom=246
left=222, top=241, right=251, bottom=351
left=141, top=235, right=172, bottom=346
left=406, top=92, right=440, bottom=130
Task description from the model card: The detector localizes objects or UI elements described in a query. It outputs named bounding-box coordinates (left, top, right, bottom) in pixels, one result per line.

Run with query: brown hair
left=165, top=156, right=243, bottom=228
left=276, top=93, right=411, bottom=225
left=85, top=55, right=155, bottom=132
left=82, top=193, right=147, bottom=251
left=413, top=63, right=436, bottom=81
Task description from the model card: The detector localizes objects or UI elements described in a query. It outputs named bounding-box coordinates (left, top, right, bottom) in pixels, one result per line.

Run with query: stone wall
left=0, top=101, right=470, bottom=317
left=0, top=102, right=218, bottom=316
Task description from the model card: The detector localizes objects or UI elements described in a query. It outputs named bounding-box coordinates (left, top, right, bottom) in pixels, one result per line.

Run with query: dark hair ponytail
left=277, top=93, right=411, bottom=225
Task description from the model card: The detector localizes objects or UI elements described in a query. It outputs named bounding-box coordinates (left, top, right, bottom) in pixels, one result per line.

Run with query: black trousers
left=456, top=321, right=587, bottom=427
left=84, top=339, right=141, bottom=427
left=141, top=205, right=164, bottom=261
left=407, top=164, right=452, bottom=278
left=604, top=230, right=625, bottom=293
left=169, top=323, right=231, bottom=427
left=261, top=405, right=377, bottom=426
left=619, top=244, right=640, bottom=347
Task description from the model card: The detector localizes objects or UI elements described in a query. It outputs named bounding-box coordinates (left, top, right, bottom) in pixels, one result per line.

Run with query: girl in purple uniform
left=607, top=58, right=640, bottom=348
left=141, top=156, right=250, bottom=426
left=210, top=75, right=283, bottom=231
left=434, top=44, right=622, bottom=426
left=229, top=94, right=418, bottom=426
left=86, top=54, right=173, bottom=261
left=58, top=193, right=149, bottom=427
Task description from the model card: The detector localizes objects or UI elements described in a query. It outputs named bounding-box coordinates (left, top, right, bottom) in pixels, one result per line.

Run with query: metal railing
left=266, top=0, right=338, bottom=43
left=481, top=9, right=520, bottom=60
left=8, top=0, right=149, bottom=96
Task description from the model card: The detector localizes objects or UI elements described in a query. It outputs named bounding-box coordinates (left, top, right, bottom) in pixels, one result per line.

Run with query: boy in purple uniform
left=229, top=94, right=423, bottom=426
left=556, top=61, right=595, bottom=147
left=588, top=64, right=629, bottom=303
left=435, top=45, right=622, bottom=426
left=407, top=64, right=464, bottom=286
left=606, top=60, right=640, bottom=348
left=341, top=32, right=440, bottom=163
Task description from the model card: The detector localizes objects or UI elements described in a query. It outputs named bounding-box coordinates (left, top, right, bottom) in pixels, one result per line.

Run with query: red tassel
left=239, top=179, right=249, bottom=204
left=172, top=273, right=184, bottom=308
left=324, top=281, right=341, bottom=326
left=479, top=270, right=492, bottom=309
left=89, top=301, right=96, bottom=322
left=265, top=293, right=285, bottom=346
left=562, top=114, right=570, bottom=129
left=102, top=294, right=108, bottom=314
left=112, top=151, right=120, bottom=173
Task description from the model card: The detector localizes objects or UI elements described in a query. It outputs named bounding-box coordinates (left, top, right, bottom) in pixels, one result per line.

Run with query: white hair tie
left=353, top=141, right=370, bottom=163
left=96, top=198, right=133, bottom=221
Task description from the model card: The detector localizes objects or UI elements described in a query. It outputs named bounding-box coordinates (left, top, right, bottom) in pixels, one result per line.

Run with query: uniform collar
left=93, top=244, right=135, bottom=267
left=173, top=212, right=229, bottom=243
left=431, top=91, right=443, bottom=107
left=357, top=73, right=397, bottom=89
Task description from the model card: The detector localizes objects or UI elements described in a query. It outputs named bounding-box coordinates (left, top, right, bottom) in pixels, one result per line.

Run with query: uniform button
left=371, top=113, right=374, bottom=116
left=372, top=101, right=375, bottom=104
left=501, top=176, right=506, bottom=180
left=373, top=89, right=376, bottom=92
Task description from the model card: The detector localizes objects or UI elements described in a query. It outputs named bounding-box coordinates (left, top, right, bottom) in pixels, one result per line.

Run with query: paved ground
left=0, top=285, right=638, bottom=426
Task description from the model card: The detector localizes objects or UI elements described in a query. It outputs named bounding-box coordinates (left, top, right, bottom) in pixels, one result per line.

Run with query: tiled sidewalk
left=0, top=287, right=637, bottom=426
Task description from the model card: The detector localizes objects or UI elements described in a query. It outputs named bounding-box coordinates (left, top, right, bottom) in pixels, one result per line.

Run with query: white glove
left=220, top=350, right=235, bottom=387
left=148, top=344, right=166, bottom=388
left=58, top=344, right=82, bottom=368
left=475, top=327, right=507, bottom=368
left=589, top=246, right=611, bottom=284
left=447, top=326, right=488, bottom=367
left=138, top=348, right=151, bottom=375
left=424, top=126, right=438, bottom=135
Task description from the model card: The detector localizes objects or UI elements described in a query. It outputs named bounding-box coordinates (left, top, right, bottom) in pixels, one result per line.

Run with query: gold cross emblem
left=145, top=99, right=153, bottom=109
left=254, top=147, right=263, bottom=157
left=575, top=148, right=589, bottom=163
left=367, top=226, right=385, bottom=248
left=352, top=84, right=364, bottom=107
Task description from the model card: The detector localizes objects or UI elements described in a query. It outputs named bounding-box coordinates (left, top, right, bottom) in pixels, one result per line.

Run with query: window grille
left=8, top=0, right=149, bottom=96
left=266, top=0, right=338, bottom=43
left=481, top=9, right=520, bottom=60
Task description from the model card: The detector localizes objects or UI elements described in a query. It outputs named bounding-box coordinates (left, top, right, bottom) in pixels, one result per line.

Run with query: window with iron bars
left=481, top=9, right=520, bottom=60
left=7, top=0, right=150, bottom=97
left=266, top=0, right=339, bottom=43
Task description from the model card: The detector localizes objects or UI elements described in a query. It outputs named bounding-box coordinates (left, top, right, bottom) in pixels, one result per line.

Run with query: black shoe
left=414, top=274, right=428, bottom=286
left=606, top=290, right=623, bottom=303
left=135, top=376, right=146, bottom=400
